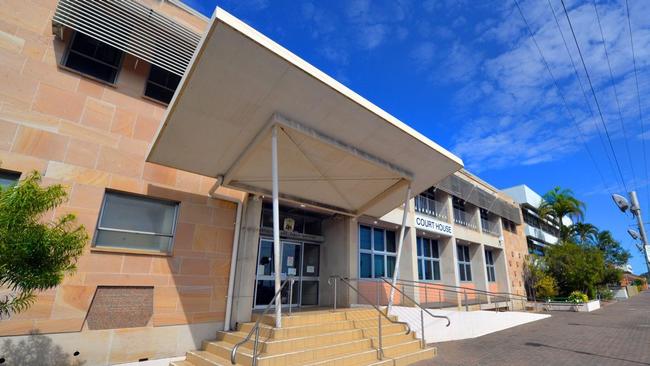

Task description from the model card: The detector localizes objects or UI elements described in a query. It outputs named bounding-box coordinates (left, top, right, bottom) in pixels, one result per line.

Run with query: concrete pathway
left=416, top=291, right=650, bottom=366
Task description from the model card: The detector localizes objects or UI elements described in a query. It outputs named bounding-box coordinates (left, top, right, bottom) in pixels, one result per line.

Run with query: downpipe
left=209, top=175, right=244, bottom=332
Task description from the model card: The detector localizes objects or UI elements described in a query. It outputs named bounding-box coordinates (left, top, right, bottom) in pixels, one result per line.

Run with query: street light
left=612, top=191, right=650, bottom=279
left=612, top=194, right=630, bottom=213
left=628, top=228, right=640, bottom=241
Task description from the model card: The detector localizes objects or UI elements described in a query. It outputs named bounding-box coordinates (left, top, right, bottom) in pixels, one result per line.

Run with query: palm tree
left=538, top=187, right=586, bottom=241
left=570, top=222, right=598, bottom=246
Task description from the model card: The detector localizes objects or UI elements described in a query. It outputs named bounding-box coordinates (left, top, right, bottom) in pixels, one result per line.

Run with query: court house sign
left=414, top=213, right=453, bottom=237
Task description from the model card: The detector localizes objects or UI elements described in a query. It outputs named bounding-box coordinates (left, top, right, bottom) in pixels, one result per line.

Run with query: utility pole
left=629, top=191, right=650, bottom=278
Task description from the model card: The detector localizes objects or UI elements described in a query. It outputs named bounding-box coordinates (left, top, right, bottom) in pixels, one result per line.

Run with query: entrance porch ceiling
left=147, top=8, right=463, bottom=217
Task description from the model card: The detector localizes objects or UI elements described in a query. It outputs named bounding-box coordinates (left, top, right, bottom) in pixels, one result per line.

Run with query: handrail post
left=464, top=289, right=469, bottom=312
left=333, top=277, right=337, bottom=311
left=378, top=311, right=383, bottom=360
left=419, top=308, right=425, bottom=349
left=288, top=277, right=294, bottom=317
left=252, top=325, right=260, bottom=366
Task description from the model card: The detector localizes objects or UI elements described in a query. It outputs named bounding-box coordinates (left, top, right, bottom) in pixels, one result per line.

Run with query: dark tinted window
left=64, top=32, right=122, bottom=83
left=0, top=170, right=20, bottom=188
left=144, top=65, right=181, bottom=104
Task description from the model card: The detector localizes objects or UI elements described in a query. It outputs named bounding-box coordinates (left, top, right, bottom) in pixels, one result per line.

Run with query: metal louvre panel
left=434, top=175, right=522, bottom=224
left=53, top=0, right=200, bottom=76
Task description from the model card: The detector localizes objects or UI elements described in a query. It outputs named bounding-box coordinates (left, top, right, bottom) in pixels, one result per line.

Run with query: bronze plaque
left=86, top=286, right=154, bottom=330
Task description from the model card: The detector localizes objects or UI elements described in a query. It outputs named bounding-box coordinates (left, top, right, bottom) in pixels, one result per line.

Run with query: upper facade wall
left=0, top=0, right=240, bottom=338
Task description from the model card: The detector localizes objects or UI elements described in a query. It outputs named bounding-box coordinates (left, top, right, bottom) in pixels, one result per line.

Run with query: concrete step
left=184, top=350, right=240, bottom=366
left=302, top=348, right=381, bottom=366
left=254, top=311, right=348, bottom=327
left=359, top=323, right=409, bottom=338
left=369, top=332, right=416, bottom=348
left=169, top=360, right=194, bottom=366
left=216, top=328, right=365, bottom=353
left=204, top=338, right=375, bottom=366
left=238, top=319, right=356, bottom=339
left=391, top=347, right=437, bottom=366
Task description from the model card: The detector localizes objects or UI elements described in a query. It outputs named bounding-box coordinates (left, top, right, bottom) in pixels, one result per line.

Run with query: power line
left=546, top=0, right=622, bottom=194
left=593, top=0, right=637, bottom=191
left=513, top=0, right=613, bottom=196
left=625, top=0, right=650, bottom=215
left=560, top=0, right=628, bottom=193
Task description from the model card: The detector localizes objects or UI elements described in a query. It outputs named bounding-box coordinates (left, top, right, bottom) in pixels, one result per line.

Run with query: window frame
left=92, top=190, right=180, bottom=256
left=457, top=244, right=472, bottom=282
left=143, top=64, right=181, bottom=105
left=61, top=31, right=125, bottom=86
left=485, top=249, right=496, bottom=282
left=417, top=236, right=441, bottom=281
left=359, top=224, right=397, bottom=279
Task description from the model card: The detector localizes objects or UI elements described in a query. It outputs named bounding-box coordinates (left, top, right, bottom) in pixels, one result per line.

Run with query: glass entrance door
left=254, top=238, right=320, bottom=308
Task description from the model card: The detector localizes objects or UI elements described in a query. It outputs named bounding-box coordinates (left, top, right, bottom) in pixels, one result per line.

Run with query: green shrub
left=598, top=288, right=614, bottom=301
left=535, top=274, right=558, bottom=300
left=568, top=291, right=589, bottom=304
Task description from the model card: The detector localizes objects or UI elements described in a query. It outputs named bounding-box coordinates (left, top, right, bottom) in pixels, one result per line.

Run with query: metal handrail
left=394, top=278, right=528, bottom=312
left=381, top=278, right=450, bottom=349
left=395, top=278, right=527, bottom=300
left=381, top=278, right=451, bottom=327
left=230, top=277, right=296, bottom=366
left=328, top=276, right=411, bottom=360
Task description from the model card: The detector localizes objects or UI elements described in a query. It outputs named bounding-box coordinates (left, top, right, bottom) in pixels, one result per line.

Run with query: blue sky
left=182, top=0, right=650, bottom=274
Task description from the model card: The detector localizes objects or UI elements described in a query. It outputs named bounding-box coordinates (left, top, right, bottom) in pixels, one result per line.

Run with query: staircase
left=171, top=308, right=436, bottom=366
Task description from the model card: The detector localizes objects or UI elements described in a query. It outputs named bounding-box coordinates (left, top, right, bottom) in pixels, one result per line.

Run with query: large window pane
left=360, top=225, right=372, bottom=250
left=459, top=264, right=466, bottom=282
left=94, top=191, right=179, bottom=253
left=374, top=254, right=385, bottom=278
left=64, top=32, right=122, bottom=83
left=423, top=239, right=432, bottom=257
left=302, top=243, right=320, bottom=277
left=360, top=253, right=372, bottom=278
left=100, top=193, right=177, bottom=235
left=465, top=264, right=472, bottom=281
left=432, top=261, right=441, bottom=281
left=424, top=260, right=433, bottom=280
left=257, top=240, right=273, bottom=276
left=417, top=237, right=422, bottom=256
left=386, top=231, right=396, bottom=253
left=431, top=240, right=439, bottom=258
left=418, top=260, right=423, bottom=280
left=386, top=255, right=396, bottom=278
left=373, top=229, right=385, bottom=251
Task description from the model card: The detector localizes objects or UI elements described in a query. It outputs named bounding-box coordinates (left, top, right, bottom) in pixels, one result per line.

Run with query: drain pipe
left=209, top=176, right=244, bottom=332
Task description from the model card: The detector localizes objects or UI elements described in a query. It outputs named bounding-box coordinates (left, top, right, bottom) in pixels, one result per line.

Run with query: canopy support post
left=387, top=183, right=411, bottom=314
left=272, top=125, right=282, bottom=328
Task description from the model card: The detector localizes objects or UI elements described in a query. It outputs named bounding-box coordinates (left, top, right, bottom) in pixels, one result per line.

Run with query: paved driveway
left=416, top=291, right=650, bottom=366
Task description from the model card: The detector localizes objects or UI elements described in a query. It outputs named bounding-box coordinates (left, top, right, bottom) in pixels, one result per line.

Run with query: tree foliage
left=544, top=241, right=605, bottom=299
left=570, top=222, right=598, bottom=246
left=538, top=187, right=585, bottom=241
left=0, top=171, right=87, bottom=317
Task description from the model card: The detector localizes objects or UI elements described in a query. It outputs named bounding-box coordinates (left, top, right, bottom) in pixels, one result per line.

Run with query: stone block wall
left=0, top=0, right=245, bottom=363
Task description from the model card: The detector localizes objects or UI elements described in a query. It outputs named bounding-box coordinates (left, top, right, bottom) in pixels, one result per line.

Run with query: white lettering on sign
left=414, top=213, right=453, bottom=237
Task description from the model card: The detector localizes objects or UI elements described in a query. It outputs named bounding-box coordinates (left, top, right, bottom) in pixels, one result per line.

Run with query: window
left=452, top=196, right=467, bottom=225
left=359, top=225, right=396, bottom=279
left=485, top=249, right=496, bottom=282
left=417, top=237, right=441, bottom=281
left=0, top=170, right=20, bottom=188
left=144, top=65, right=181, bottom=104
left=457, top=244, right=472, bottom=282
left=503, top=219, right=516, bottom=233
left=94, top=191, right=179, bottom=254
left=63, top=31, right=123, bottom=83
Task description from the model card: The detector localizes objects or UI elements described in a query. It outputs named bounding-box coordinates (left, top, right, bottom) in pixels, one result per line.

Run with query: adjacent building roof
left=147, top=8, right=463, bottom=217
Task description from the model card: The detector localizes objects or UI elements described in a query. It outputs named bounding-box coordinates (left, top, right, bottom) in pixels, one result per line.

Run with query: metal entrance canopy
left=147, top=8, right=462, bottom=218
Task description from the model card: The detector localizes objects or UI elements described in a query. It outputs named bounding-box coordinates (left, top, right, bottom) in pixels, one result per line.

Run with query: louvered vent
left=53, top=0, right=201, bottom=76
